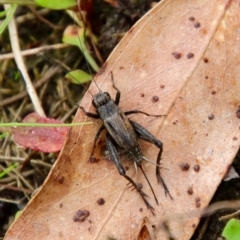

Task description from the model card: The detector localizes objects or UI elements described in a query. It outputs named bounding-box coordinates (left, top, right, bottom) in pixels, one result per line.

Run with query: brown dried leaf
left=5, top=0, right=240, bottom=239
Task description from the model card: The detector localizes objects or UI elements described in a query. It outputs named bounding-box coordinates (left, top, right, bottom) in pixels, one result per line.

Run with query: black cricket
left=80, top=72, right=171, bottom=214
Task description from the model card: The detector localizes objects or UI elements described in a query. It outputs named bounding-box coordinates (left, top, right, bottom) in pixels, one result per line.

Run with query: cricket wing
left=104, top=111, right=138, bottom=150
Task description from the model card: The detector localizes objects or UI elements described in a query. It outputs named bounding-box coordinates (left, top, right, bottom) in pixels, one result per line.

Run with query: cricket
left=79, top=71, right=172, bottom=214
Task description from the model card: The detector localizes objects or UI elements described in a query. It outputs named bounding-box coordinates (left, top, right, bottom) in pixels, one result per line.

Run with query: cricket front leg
left=89, top=125, right=105, bottom=159
left=79, top=106, right=100, bottom=119
left=110, top=71, right=121, bottom=105
left=105, top=133, right=155, bottom=215
left=129, top=120, right=172, bottom=199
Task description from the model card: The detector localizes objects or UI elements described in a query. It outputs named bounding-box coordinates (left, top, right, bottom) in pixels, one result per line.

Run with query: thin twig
left=15, top=8, right=50, bottom=24
left=0, top=183, right=33, bottom=194
left=219, top=209, right=240, bottom=221
left=0, top=197, right=25, bottom=204
left=0, top=43, right=70, bottom=61
left=28, top=6, right=63, bottom=30
left=0, top=156, right=52, bottom=168
left=4, top=4, right=45, bottom=116
left=12, top=169, right=35, bottom=191
left=0, top=66, right=59, bottom=107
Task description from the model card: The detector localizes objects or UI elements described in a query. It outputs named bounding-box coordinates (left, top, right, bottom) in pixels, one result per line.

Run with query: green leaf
left=222, top=218, right=240, bottom=240
left=35, top=0, right=76, bottom=10
left=65, top=69, right=92, bottom=84
left=0, top=163, right=18, bottom=178
left=15, top=210, right=22, bottom=220
left=0, top=4, right=17, bottom=35
left=0, top=132, right=8, bottom=138
left=62, top=26, right=100, bottom=72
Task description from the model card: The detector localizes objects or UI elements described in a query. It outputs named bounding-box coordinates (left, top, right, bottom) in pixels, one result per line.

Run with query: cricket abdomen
left=103, top=108, right=143, bottom=163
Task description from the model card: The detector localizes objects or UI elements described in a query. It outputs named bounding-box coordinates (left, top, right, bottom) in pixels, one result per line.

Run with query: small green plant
left=222, top=218, right=240, bottom=240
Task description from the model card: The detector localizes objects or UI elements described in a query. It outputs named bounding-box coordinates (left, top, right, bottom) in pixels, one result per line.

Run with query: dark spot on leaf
left=187, top=53, right=194, bottom=59
left=203, top=57, right=209, bottom=63
left=195, top=197, right=201, bottom=208
left=193, top=165, right=200, bottom=172
left=187, top=187, right=193, bottom=195
left=71, top=27, right=78, bottom=35
left=194, top=22, right=201, bottom=28
left=73, top=210, right=90, bottom=222
left=236, top=106, right=240, bottom=119
left=141, top=93, right=145, bottom=97
left=97, top=198, right=105, bottom=205
left=89, top=156, right=100, bottom=163
left=180, top=163, right=190, bottom=171
left=58, top=176, right=65, bottom=184
left=208, top=114, right=214, bottom=120
left=152, top=96, right=159, bottom=103
left=173, top=119, right=178, bottom=124
left=172, top=52, right=181, bottom=59
left=189, top=16, right=195, bottom=21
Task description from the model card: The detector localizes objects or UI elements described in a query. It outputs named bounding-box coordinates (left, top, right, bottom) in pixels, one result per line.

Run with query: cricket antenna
left=74, top=2, right=101, bottom=93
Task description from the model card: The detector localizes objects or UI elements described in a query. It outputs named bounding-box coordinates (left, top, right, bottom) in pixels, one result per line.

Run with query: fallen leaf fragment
left=13, top=112, right=69, bottom=152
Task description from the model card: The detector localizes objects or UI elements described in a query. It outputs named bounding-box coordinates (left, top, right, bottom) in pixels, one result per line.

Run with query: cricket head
left=92, top=91, right=111, bottom=108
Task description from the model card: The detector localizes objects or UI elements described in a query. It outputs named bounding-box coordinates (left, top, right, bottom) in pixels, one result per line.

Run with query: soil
left=0, top=1, right=239, bottom=239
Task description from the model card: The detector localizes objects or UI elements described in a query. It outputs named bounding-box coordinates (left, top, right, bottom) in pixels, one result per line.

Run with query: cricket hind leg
left=106, top=133, right=155, bottom=215
left=129, top=120, right=173, bottom=199
left=125, top=109, right=165, bottom=117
